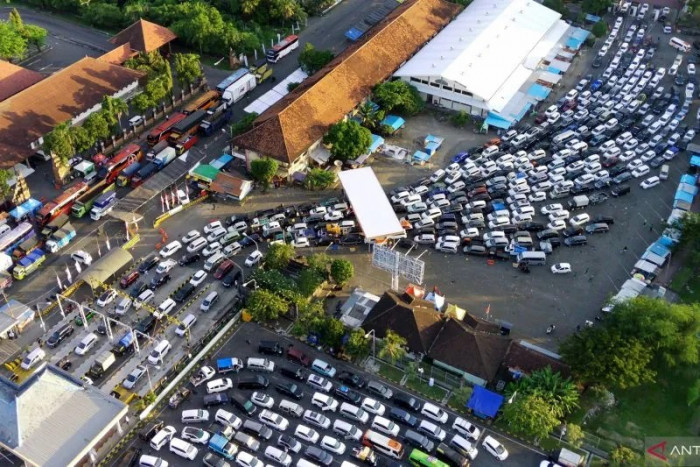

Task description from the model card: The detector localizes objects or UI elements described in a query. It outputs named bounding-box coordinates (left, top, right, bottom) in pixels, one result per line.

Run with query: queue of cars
left=135, top=340, right=510, bottom=466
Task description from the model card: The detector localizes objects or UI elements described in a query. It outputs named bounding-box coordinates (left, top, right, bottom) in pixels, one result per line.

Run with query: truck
left=190, top=365, right=215, bottom=387
left=567, top=195, right=590, bottom=210
left=46, top=223, right=76, bottom=253
left=13, top=249, right=46, bottom=280
left=90, top=191, right=118, bottom=221
left=352, top=446, right=378, bottom=466
left=71, top=181, right=115, bottom=218
left=216, top=357, right=243, bottom=374
left=175, top=134, right=199, bottom=156
left=153, top=147, right=178, bottom=170
left=12, top=236, right=39, bottom=260
left=87, top=350, right=116, bottom=379
left=208, top=433, right=237, bottom=460
left=113, top=331, right=135, bottom=356
left=199, top=104, right=233, bottom=136
left=249, top=59, right=273, bottom=84
left=131, top=162, right=158, bottom=188
left=147, top=140, right=170, bottom=161
left=41, top=213, right=69, bottom=238
left=72, top=161, right=98, bottom=184
left=221, top=70, right=257, bottom=105
left=116, top=162, right=141, bottom=187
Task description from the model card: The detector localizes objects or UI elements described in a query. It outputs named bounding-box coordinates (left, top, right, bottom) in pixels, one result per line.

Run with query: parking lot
left=116, top=323, right=547, bottom=467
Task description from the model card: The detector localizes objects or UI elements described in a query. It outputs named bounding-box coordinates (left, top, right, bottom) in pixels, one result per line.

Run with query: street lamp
left=242, top=233, right=259, bottom=251
left=418, top=367, right=424, bottom=383
left=364, top=329, right=376, bottom=359
left=508, top=390, right=518, bottom=404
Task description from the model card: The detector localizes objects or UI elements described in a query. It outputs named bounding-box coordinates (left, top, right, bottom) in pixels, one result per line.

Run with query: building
left=393, top=0, right=588, bottom=129
left=209, top=172, right=254, bottom=201
left=0, top=57, right=144, bottom=168
left=0, top=365, right=127, bottom=466
left=232, top=0, right=460, bottom=179
left=109, top=19, right=177, bottom=56
left=0, top=61, right=43, bottom=102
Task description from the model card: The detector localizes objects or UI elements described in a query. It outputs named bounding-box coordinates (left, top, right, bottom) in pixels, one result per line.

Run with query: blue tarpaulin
left=368, top=134, right=384, bottom=153
left=492, top=202, right=506, bottom=211
left=412, top=151, right=431, bottom=163
left=690, top=155, right=700, bottom=167
left=658, top=235, right=676, bottom=247
left=527, top=84, right=552, bottom=100
left=572, top=28, right=591, bottom=41
left=649, top=242, right=671, bottom=258
left=547, top=66, right=563, bottom=74
left=675, top=190, right=694, bottom=204
left=210, top=154, right=233, bottom=170
left=9, top=198, right=41, bottom=220
left=381, top=115, right=405, bottom=133
left=681, top=174, right=698, bottom=185
left=484, top=112, right=512, bottom=130
left=678, top=183, right=698, bottom=196
left=467, top=386, right=504, bottom=419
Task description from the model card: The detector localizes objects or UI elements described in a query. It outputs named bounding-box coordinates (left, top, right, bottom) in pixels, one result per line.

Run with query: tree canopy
left=0, top=9, right=47, bottom=60
left=502, top=394, right=561, bottom=440
left=247, top=289, right=288, bottom=321
left=174, top=53, right=203, bottom=88
left=560, top=297, right=700, bottom=389
left=298, top=43, right=334, bottom=75
left=591, top=21, right=607, bottom=38
left=330, top=259, right=354, bottom=286
left=373, top=80, right=424, bottom=116
left=505, top=367, right=579, bottom=418
left=322, top=120, right=372, bottom=162
left=125, top=51, right=173, bottom=113
left=304, top=168, right=336, bottom=190
left=250, top=157, right=279, bottom=189
left=264, top=243, right=296, bottom=270
left=378, top=329, right=407, bottom=363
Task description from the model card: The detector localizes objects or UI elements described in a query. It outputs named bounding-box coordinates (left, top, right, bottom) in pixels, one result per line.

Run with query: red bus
left=36, top=182, right=89, bottom=226
left=182, top=90, right=220, bottom=115
left=147, top=113, right=187, bottom=146
left=97, top=144, right=143, bottom=184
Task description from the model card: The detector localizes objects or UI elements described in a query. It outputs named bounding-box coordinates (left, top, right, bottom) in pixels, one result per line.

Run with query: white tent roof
left=394, top=0, right=562, bottom=102
left=338, top=167, right=403, bottom=240
left=244, top=68, right=308, bottom=115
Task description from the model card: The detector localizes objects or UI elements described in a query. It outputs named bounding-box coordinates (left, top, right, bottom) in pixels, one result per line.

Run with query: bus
left=97, top=144, right=143, bottom=184
left=168, top=110, right=207, bottom=144
left=147, top=112, right=187, bottom=146
left=36, top=181, right=89, bottom=226
left=409, top=449, right=450, bottom=467
left=669, top=36, right=691, bottom=52
left=71, top=180, right=115, bottom=218
left=182, top=90, right=220, bottom=115
left=0, top=222, right=34, bottom=254
left=267, top=35, right=299, bottom=63
left=116, top=162, right=141, bottom=187
left=362, top=430, right=404, bottom=460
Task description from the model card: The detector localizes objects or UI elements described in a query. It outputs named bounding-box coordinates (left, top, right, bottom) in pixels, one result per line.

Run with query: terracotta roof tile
left=0, top=57, right=144, bottom=168
left=502, top=341, right=570, bottom=377
left=0, top=60, right=44, bottom=102
left=210, top=172, right=251, bottom=198
left=233, top=0, right=460, bottom=164
left=97, top=43, right=138, bottom=65
left=110, top=19, right=177, bottom=53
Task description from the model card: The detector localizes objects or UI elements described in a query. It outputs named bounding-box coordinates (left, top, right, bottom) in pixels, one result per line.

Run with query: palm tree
left=505, top=367, right=579, bottom=418
left=357, top=102, right=385, bottom=132
left=101, top=96, right=128, bottom=130
left=378, top=329, right=407, bottom=363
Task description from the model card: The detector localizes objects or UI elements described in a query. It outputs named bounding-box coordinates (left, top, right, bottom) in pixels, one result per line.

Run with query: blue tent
left=368, top=134, right=384, bottom=153
left=484, top=112, right=512, bottom=130
left=381, top=115, right=405, bottom=133
left=412, top=151, right=431, bottom=163
left=9, top=198, right=42, bottom=220
left=527, top=84, right=551, bottom=100
left=467, top=386, right=504, bottom=419
left=649, top=241, right=670, bottom=258
left=675, top=190, right=695, bottom=204
left=658, top=235, right=676, bottom=247
left=681, top=174, right=698, bottom=185
left=690, top=155, right=700, bottom=168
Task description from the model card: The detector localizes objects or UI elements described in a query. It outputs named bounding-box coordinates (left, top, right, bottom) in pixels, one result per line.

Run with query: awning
left=10, top=198, right=42, bottom=219
left=484, top=112, right=512, bottom=130
left=537, top=71, right=562, bottom=84
left=634, top=259, right=659, bottom=275
left=309, top=145, right=331, bottom=165
left=8, top=163, right=34, bottom=187
left=642, top=251, right=666, bottom=267
left=210, top=154, right=233, bottom=170
left=381, top=115, right=405, bottom=133
left=548, top=59, right=572, bottom=72
left=675, top=190, right=694, bottom=204
left=368, top=134, right=384, bottom=153
left=77, top=248, right=133, bottom=288
left=691, top=155, right=700, bottom=167
left=681, top=174, right=698, bottom=185
left=0, top=299, right=35, bottom=337
left=648, top=242, right=670, bottom=258
left=678, top=183, right=699, bottom=196
left=412, top=151, right=431, bottom=162
left=528, top=84, right=551, bottom=100
left=190, top=164, right=220, bottom=184
left=467, top=386, right=504, bottom=419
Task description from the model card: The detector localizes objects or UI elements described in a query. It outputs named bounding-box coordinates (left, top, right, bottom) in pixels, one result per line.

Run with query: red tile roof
left=232, top=0, right=460, bottom=164
left=0, top=60, right=44, bottom=102
left=98, top=43, right=138, bottom=65
left=110, top=19, right=177, bottom=54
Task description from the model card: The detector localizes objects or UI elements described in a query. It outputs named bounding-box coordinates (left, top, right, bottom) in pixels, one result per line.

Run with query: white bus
left=266, top=35, right=299, bottom=63
left=669, top=37, right=691, bottom=53
left=362, top=429, right=404, bottom=459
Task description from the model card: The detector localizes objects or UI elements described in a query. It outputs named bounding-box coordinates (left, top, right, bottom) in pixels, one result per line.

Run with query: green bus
left=71, top=180, right=115, bottom=218
left=409, top=449, right=450, bottom=467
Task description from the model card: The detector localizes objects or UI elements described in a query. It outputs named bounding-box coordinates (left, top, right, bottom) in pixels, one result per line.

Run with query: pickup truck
left=190, top=365, right=215, bottom=387
left=216, top=357, right=243, bottom=374
left=168, top=386, right=192, bottom=408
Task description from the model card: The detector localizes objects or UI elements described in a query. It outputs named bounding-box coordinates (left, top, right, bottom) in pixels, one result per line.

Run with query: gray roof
left=0, top=365, right=126, bottom=466
left=0, top=300, right=34, bottom=334
left=77, top=247, right=133, bottom=288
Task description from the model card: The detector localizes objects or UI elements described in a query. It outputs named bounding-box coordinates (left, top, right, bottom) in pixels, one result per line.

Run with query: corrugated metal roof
left=77, top=247, right=133, bottom=287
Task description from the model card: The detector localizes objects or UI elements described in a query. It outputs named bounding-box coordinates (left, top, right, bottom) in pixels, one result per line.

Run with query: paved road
left=114, top=323, right=548, bottom=467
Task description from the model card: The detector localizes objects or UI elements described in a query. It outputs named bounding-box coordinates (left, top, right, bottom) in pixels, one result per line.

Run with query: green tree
left=69, top=125, right=93, bottom=153
left=247, top=289, right=288, bottom=321
left=251, top=268, right=297, bottom=293
left=688, top=378, right=700, bottom=406
left=250, top=157, right=279, bottom=190
left=321, top=317, right=345, bottom=348
left=231, top=112, right=258, bottom=137
left=357, top=102, right=386, bottom=132
left=125, top=51, right=173, bottom=113
left=609, top=446, right=640, bottom=464
left=81, top=3, right=126, bottom=28
left=0, top=169, right=13, bottom=200
left=43, top=121, right=74, bottom=163
left=451, top=385, right=474, bottom=405
left=264, top=243, right=295, bottom=270
left=298, top=43, right=334, bottom=75
left=101, top=96, right=128, bottom=130
left=304, top=168, right=336, bottom=190
left=330, top=259, right=354, bottom=286
left=322, top=120, right=372, bottom=162
left=378, top=329, right=407, bottom=363
left=450, top=110, right=470, bottom=127
left=0, top=21, right=27, bottom=60
left=582, top=0, right=612, bottom=14
left=566, top=423, right=585, bottom=447
left=502, top=394, right=560, bottom=440
left=345, top=328, right=370, bottom=360
left=543, top=0, right=566, bottom=14
left=21, top=24, right=47, bottom=53
left=298, top=268, right=324, bottom=297
left=591, top=21, right=608, bottom=38
left=505, top=367, right=579, bottom=418
left=8, top=9, right=22, bottom=30
left=173, top=53, right=203, bottom=88
left=307, top=253, right=331, bottom=276
left=373, top=80, right=424, bottom=116
left=287, top=82, right=300, bottom=92
left=82, top=112, right=111, bottom=142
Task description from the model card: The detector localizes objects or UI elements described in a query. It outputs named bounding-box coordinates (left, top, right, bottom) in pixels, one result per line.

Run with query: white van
left=517, top=251, right=547, bottom=265
left=115, top=297, right=132, bottom=315
left=147, top=339, right=172, bottom=365
left=279, top=399, right=304, bottom=418
left=175, top=313, right=197, bottom=337
left=204, top=252, right=225, bottom=272
left=246, top=357, right=275, bottom=372
left=154, top=298, right=176, bottom=320
left=206, top=377, right=233, bottom=394
left=169, top=437, right=198, bottom=460
left=215, top=408, right=243, bottom=429
left=135, top=289, right=154, bottom=309
left=200, top=291, right=219, bottom=312
left=660, top=164, right=670, bottom=180
left=21, top=347, right=46, bottom=370
left=265, top=446, right=292, bottom=467
left=339, top=402, right=369, bottom=424
left=181, top=409, right=210, bottom=424
left=553, top=130, right=576, bottom=145
left=150, top=425, right=176, bottom=450
left=333, top=419, right=362, bottom=441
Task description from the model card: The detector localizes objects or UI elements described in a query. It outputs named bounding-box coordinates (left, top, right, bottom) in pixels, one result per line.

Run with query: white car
left=551, top=263, right=572, bottom=274
left=206, top=227, right=227, bottom=243
left=181, top=230, right=201, bottom=244
left=547, top=219, right=567, bottom=231
left=294, top=425, right=320, bottom=444
left=303, top=410, right=331, bottom=430
left=324, top=211, right=343, bottom=222
left=307, top=374, right=333, bottom=393
left=259, top=409, right=290, bottom=431
left=361, top=398, right=386, bottom=416
left=320, top=435, right=346, bottom=455
left=245, top=250, right=263, bottom=267
left=187, top=238, right=207, bottom=253
left=548, top=210, right=570, bottom=221
left=631, top=164, right=650, bottom=178
left=122, top=364, right=147, bottom=389
left=156, top=259, right=177, bottom=275
left=181, top=426, right=210, bottom=445
left=312, top=392, right=339, bottom=412
left=203, top=220, right=223, bottom=234
left=71, top=250, right=93, bottom=266
left=453, top=417, right=481, bottom=441
left=128, top=115, right=145, bottom=127
left=293, top=236, right=310, bottom=248
left=74, top=332, right=98, bottom=356
left=202, top=242, right=222, bottom=257
left=189, top=270, right=207, bottom=287
left=528, top=191, right=546, bottom=203
left=414, top=234, right=436, bottom=245
left=640, top=176, right=660, bottom=189
left=689, top=63, right=696, bottom=75
left=421, top=402, right=449, bottom=424
left=236, top=452, right=263, bottom=467
left=569, top=213, right=590, bottom=227
left=251, top=392, right=274, bottom=408
left=540, top=203, right=563, bottom=215
left=160, top=240, right=183, bottom=258
left=482, top=435, right=509, bottom=461
left=544, top=104, right=558, bottom=117
left=96, top=289, right=118, bottom=307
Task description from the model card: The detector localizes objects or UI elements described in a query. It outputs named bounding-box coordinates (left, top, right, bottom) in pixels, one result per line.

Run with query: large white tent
left=393, top=0, right=572, bottom=125
left=338, top=167, right=404, bottom=240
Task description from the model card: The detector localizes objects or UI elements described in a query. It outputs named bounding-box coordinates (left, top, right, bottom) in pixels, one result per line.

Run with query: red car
left=214, top=259, right=234, bottom=280
left=119, top=270, right=140, bottom=289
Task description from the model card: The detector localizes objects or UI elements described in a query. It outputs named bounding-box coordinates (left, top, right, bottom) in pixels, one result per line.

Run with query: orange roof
left=0, top=60, right=44, bottom=102
left=98, top=43, right=138, bottom=65
left=110, top=19, right=177, bottom=53
left=233, top=0, right=460, bottom=164
left=0, top=57, right=144, bottom=168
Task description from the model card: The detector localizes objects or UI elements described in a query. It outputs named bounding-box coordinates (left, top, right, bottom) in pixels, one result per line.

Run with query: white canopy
left=244, top=68, right=308, bottom=115
left=338, top=167, right=403, bottom=240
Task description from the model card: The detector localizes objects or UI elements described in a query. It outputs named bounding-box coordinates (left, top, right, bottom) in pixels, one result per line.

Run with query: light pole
left=242, top=233, right=259, bottom=251
left=364, top=329, right=376, bottom=359
left=418, top=367, right=424, bottom=383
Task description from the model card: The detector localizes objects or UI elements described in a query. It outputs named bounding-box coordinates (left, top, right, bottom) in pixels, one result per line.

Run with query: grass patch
left=376, top=361, right=403, bottom=384
left=405, top=375, right=447, bottom=402
left=670, top=267, right=700, bottom=303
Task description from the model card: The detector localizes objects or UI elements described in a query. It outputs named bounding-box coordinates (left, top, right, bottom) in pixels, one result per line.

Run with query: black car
left=128, top=281, right=148, bottom=298
left=46, top=323, right=74, bottom=348
left=562, top=226, right=584, bottom=238
left=150, top=273, right=170, bottom=290
left=305, top=446, right=333, bottom=466
left=520, top=222, right=545, bottom=232
left=278, top=434, right=301, bottom=453
left=275, top=382, right=304, bottom=400
left=396, top=238, right=415, bottom=249
left=335, top=385, right=362, bottom=404
left=340, top=234, right=364, bottom=245
left=592, top=215, right=615, bottom=225
left=179, top=253, right=201, bottom=266
left=136, top=315, right=156, bottom=335
left=389, top=407, right=418, bottom=427
left=173, top=283, right=195, bottom=303
left=613, top=172, right=633, bottom=184
left=280, top=366, right=307, bottom=381
left=138, top=255, right=159, bottom=273
left=222, top=269, right=242, bottom=288
left=393, top=391, right=422, bottom=412
left=337, top=371, right=366, bottom=389
left=138, top=420, right=164, bottom=441
left=239, top=233, right=262, bottom=248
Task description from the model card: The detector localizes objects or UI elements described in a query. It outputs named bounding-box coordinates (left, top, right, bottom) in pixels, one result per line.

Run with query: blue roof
left=381, top=115, right=405, bottom=132
left=690, top=155, right=700, bottom=167
left=484, top=112, right=512, bottom=130
left=675, top=190, right=694, bottom=204
left=572, top=27, right=591, bottom=41
left=368, top=134, right=385, bottom=153
left=649, top=241, right=671, bottom=257
left=467, top=386, right=504, bottom=418
left=527, top=84, right=551, bottom=100
left=681, top=174, right=698, bottom=185
left=412, top=151, right=431, bottom=162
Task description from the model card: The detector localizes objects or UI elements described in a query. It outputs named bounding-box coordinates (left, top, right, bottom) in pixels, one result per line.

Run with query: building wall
left=399, top=76, right=489, bottom=117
